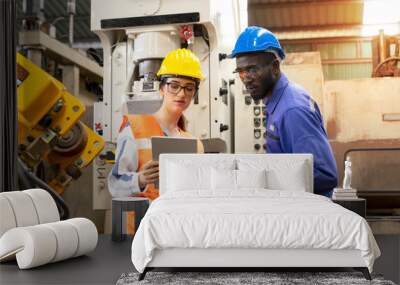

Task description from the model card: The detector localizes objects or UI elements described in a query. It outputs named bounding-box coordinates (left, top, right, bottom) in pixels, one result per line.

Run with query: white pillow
left=211, top=168, right=236, bottom=190
left=266, top=163, right=307, bottom=191
left=211, top=169, right=267, bottom=190
left=237, top=158, right=308, bottom=192
left=167, top=162, right=210, bottom=191
left=166, top=158, right=236, bottom=192
left=236, top=169, right=267, bottom=189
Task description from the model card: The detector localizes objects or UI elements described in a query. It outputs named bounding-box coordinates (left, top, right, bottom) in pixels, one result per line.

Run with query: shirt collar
left=264, top=73, right=289, bottom=115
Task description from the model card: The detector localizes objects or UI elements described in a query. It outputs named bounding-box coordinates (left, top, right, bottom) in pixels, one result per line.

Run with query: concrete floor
left=0, top=235, right=134, bottom=285
left=1, top=235, right=399, bottom=285
left=374, top=235, right=400, bottom=284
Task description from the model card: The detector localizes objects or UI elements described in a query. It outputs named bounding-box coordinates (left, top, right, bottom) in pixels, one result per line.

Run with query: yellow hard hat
left=157, top=48, right=204, bottom=81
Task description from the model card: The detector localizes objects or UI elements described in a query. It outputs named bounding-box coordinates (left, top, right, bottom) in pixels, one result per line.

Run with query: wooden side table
left=332, top=198, right=366, bottom=218
left=112, top=197, right=149, bottom=242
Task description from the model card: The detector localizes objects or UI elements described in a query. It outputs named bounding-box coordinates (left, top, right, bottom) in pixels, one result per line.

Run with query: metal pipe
left=67, top=0, right=76, bottom=46
left=378, top=29, right=387, bottom=63
left=69, top=13, right=74, bottom=46
left=39, top=0, right=45, bottom=24
left=52, top=16, right=65, bottom=25
left=22, top=0, right=45, bottom=29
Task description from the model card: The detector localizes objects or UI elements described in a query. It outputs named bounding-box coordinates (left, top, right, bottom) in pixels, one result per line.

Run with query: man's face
left=235, top=53, right=279, bottom=101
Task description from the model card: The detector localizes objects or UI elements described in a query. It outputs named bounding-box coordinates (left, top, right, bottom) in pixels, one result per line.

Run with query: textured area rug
left=116, top=271, right=396, bottom=285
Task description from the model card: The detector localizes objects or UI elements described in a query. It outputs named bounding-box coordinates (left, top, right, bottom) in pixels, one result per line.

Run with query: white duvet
left=131, top=190, right=380, bottom=273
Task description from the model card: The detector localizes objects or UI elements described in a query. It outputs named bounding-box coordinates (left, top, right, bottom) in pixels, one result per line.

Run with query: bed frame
left=139, top=248, right=371, bottom=280
left=137, top=154, right=372, bottom=281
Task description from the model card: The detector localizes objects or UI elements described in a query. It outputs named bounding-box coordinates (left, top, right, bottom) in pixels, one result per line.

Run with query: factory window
left=322, top=63, right=373, bottom=81
left=318, top=43, right=357, bottom=60
left=283, top=41, right=373, bottom=80
left=362, top=0, right=400, bottom=36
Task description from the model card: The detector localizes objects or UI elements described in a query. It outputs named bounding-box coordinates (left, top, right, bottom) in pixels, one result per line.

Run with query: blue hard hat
left=229, top=26, right=285, bottom=60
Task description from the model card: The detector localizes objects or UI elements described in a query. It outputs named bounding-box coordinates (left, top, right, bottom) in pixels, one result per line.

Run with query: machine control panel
left=248, top=95, right=266, bottom=152
left=244, top=95, right=252, bottom=106
left=234, top=91, right=267, bottom=154
left=254, top=98, right=266, bottom=152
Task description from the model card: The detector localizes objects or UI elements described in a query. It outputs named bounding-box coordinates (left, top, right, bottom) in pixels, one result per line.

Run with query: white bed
left=131, top=154, right=380, bottom=280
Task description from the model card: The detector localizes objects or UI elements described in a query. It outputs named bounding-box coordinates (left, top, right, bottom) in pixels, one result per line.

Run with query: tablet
left=151, top=136, right=197, bottom=161
left=151, top=136, right=197, bottom=189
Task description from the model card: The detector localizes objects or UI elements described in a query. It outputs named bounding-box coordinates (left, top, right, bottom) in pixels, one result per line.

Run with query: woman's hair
left=177, top=115, right=186, bottom=131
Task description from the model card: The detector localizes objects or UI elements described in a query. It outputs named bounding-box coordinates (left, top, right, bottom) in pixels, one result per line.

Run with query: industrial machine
left=372, top=30, right=400, bottom=77
left=325, top=77, right=400, bottom=234
left=91, top=0, right=247, bottom=210
left=17, top=53, right=105, bottom=194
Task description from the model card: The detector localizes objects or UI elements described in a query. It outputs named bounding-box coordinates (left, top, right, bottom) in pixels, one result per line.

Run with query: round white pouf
left=24, top=189, right=60, bottom=223
left=0, top=192, right=39, bottom=227
left=0, top=196, right=17, bottom=237
left=65, top=218, right=98, bottom=257
left=42, top=221, right=79, bottom=262
left=0, top=226, right=57, bottom=269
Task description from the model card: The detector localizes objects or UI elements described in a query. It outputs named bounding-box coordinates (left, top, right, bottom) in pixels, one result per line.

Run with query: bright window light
left=362, top=0, right=400, bottom=36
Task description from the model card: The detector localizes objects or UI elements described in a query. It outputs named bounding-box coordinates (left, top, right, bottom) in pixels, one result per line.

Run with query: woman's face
left=160, top=77, right=197, bottom=113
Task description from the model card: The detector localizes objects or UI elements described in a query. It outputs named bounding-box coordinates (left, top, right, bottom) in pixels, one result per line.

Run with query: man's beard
left=249, top=91, right=265, bottom=101
left=248, top=75, right=275, bottom=101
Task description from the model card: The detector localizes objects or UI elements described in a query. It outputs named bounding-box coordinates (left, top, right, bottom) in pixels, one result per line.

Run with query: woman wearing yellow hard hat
left=108, top=48, right=204, bottom=233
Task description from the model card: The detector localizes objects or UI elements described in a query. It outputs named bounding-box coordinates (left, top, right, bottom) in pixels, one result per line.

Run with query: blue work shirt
left=264, top=73, right=337, bottom=197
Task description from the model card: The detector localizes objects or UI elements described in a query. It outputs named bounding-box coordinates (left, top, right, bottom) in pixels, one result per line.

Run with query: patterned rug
left=117, top=271, right=396, bottom=285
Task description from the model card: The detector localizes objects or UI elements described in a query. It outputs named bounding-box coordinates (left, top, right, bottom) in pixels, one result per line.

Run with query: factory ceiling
left=248, top=0, right=364, bottom=31
left=17, top=0, right=97, bottom=44
left=15, top=0, right=371, bottom=44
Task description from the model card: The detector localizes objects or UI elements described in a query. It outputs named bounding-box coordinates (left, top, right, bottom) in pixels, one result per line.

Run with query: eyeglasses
left=165, top=82, right=197, bottom=96
left=233, top=61, right=275, bottom=79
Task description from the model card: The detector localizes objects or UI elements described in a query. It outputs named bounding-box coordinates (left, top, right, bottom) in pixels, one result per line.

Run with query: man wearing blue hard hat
left=230, top=26, right=337, bottom=197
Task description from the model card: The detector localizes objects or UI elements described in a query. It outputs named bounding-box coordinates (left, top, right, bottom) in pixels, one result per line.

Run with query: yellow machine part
left=16, top=52, right=105, bottom=194
left=17, top=53, right=64, bottom=130
left=47, top=124, right=105, bottom=193
left=52, top=90, right=86, bottom=136
left=17, top=53, right=85, bottom=143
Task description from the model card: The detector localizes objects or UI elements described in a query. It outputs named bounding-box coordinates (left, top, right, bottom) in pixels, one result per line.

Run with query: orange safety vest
left=121, top=114, right=164, bottom=201
left=119, top=114, right=202, bottom=234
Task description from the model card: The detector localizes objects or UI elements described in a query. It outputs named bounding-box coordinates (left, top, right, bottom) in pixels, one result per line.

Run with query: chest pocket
left=265, top=123, right=281, bottom=153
